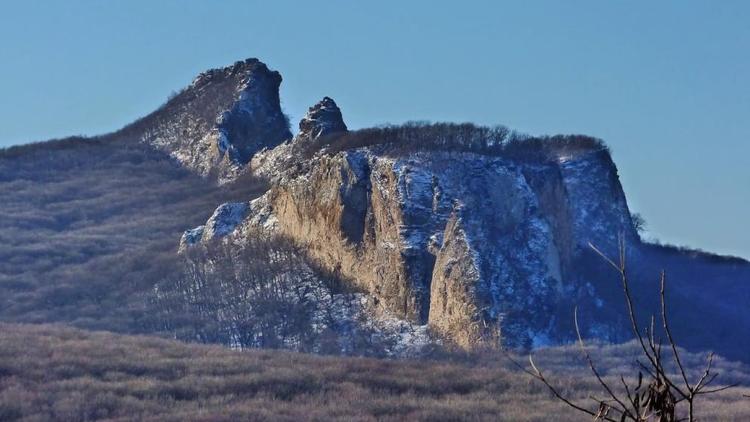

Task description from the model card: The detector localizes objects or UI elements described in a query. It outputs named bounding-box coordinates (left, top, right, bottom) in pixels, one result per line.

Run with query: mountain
left=1, top=58, right=748, bottom=361
left=0, top=60, right=284, bottom=331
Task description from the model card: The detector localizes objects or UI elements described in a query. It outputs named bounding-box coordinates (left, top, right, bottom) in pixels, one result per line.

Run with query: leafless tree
left=152, top=236, right=323, bottom=349
left=150, top=233, right=394, bottom=356
left=507, top=238, right=736, bottom=421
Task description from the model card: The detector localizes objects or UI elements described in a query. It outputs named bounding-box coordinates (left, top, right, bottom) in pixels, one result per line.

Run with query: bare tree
left=150, top=232, right=395, bottom=356
left=507, top=238, right=735, bottom=421
left=631, top=213, right=648, bottom=235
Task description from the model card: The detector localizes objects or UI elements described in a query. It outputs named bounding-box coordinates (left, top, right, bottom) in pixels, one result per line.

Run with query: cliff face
left=255, top=150, right=636, bottom=347
left=138, top=58, right=292, bottom=182
left=188, top=96, right=641, bottom=348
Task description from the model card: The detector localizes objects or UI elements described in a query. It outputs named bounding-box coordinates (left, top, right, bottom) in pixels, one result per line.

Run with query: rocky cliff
left=136, top=58, right=292, bottom=182
left=185, top=92, right=645, bottom=349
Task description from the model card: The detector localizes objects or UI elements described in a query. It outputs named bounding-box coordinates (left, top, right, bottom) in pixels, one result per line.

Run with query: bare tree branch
left=502, top=349, right=619, bottom=421
left=513, top=239, right=737, bottom=421
left=574, top=307, right=634, bottom=418
left=660, top=271, right=690, bottom=391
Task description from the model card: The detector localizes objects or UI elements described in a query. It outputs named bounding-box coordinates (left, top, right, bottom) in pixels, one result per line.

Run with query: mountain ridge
left=1, top=57, right=748, bottom=361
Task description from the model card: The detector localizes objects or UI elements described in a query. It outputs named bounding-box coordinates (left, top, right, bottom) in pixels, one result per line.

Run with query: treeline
left=303, top=121, right=608, bottom=161
left=0, top=135, right=104, bottom=159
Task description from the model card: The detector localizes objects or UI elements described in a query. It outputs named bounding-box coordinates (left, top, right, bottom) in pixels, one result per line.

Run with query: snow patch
left=204, top=202, right=250, bottom=240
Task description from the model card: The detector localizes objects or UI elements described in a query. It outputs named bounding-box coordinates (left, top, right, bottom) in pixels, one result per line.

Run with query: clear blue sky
left=0, top=1, right=748, bottom=258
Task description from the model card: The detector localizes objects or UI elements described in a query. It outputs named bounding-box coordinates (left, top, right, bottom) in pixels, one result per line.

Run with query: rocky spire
left=212, top=59, right=292, bottom=164
left=139, top=58, right=292, bottom=183
left=296, top=97, right=348, bottom=142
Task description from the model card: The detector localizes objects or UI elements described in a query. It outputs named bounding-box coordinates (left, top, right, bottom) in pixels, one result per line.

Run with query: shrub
left=0, top=323, right=747, bottom=422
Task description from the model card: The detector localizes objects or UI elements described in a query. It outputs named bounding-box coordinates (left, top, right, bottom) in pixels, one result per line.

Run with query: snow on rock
left=179, top=202, right=250, bottom=251
left=296, top=96, right=347, bottom=142
left=141, top=58, right=292, bottom=184
left=179, top=225, right=205, bottom=252
left=202, top=202, right=250, bottom=241
left=558, top=149, right=639, bottom=253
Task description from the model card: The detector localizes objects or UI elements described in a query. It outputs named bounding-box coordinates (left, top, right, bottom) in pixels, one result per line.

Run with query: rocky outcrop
left=254, top=150, right=623, bottom=347
left=250, top=96, right=348, bottom=182
left=180, top=202, right=249, bottom=251
left=296, top=96, right=347, bottom=142
left=139, top=58, right=292, bottom=183
left=190, top=96, right=639, bottom=348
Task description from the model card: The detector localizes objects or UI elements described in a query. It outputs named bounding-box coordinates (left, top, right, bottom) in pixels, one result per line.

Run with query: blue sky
left=0, top=1, right=748, bottom=258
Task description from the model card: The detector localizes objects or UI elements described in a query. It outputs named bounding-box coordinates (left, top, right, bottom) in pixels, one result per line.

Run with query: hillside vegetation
left=0, top=323, right=748, bottom=422
left=0, top=137, right=265, bottom=332
left=302, top=121, right=608, bottom=161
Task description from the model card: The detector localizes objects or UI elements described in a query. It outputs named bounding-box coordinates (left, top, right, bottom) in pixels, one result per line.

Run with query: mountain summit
left=138, top=58, right=292, bottom=182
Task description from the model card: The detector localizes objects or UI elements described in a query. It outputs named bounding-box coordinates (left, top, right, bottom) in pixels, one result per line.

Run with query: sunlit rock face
left=140, top=58, right=292, bottom=183
left=260, top=151, right=637, bottom=348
